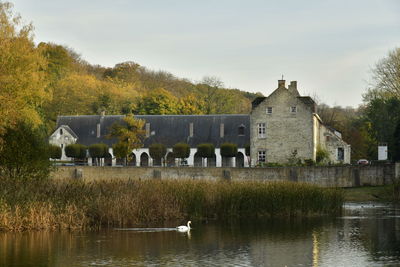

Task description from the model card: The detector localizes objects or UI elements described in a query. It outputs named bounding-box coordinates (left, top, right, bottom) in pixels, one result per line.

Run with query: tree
left=149, top=143, right=167, bottom=166
left=173, top=143, right=190, bottom=159
left=0, top=122, right=51, bottom=180
left=196, top=143, right=215, bottom=158
left=135, top=88, right=179, bottom=115
left=220, top=143, right=238, bottom=157
left=197, top=76, right=223, bottom=114
left=108, top=114, right=146, bottom=159
left=364, top=47, right=400, bottom=101
left=65, top=144, right=87, bottom=161
left=0, top=2, right=50, bottom=142
left=393, top=119, right=400, bottom=162
left=112, top=142, right=130, bottom=165
left=49, top=145, right=62, bottom=159
left=363, top=97, right=400, bottom=159
left=89, top=143, right=108, bottom=165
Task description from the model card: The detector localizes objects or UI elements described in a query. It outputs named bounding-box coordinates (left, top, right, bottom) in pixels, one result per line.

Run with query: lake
left=1, top=203, right=399, bottom=266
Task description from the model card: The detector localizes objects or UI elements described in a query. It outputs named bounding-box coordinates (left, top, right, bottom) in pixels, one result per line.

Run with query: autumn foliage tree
left=108, top=115, right=146, bottom=161
left=0, top=2, right=49, bottom=143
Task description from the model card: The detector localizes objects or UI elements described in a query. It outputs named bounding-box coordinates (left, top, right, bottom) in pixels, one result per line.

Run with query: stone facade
left=48, top=125, right=78, bottom=159
left=250, top=80, right=350, bottom=165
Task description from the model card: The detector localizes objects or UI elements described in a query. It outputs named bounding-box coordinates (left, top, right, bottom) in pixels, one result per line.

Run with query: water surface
left=1, top=203, right=399, bottom=266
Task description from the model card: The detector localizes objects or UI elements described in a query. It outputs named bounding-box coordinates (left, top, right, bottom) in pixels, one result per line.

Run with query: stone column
left=215, top=148, right=222, bottom=167
left=133, top=151, right=140, bottom=167
left=109, top=148, right=116, bottom=166
left=188, top=148, right=196, bottom=166
left=232, top=157, right=236, bottom=167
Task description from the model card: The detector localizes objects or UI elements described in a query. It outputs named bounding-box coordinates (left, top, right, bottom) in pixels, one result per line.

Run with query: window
left=337, top=147, right=344, bottom=161
left=290, top=106, right=297, bottom=113
left=266, top=107, right=273, bottom=114
left=238, top=125, right=245, bottom=136
left=258, top=151, right=266, bottom=163
left=220, top=123, right=224, bottom=138
left=60, top=128, right=63, bottom=135
left=257, top=123, right=266, bottom=138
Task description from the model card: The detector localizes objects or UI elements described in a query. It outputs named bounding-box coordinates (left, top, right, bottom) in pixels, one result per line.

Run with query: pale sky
left=11, top=0, right=400, bottom=107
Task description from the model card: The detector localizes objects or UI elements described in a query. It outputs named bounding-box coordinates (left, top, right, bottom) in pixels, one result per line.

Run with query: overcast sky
left=11, top=0, right=400, bottom=107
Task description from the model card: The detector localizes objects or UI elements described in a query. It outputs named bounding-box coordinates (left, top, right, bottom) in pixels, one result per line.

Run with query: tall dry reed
left=0, top=177, right=343, bottom=231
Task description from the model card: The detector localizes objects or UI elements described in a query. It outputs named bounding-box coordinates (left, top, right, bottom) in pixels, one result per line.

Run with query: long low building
left=50, top=114, right=250, bottom=167
left=49, top=79, right=351, bottom=166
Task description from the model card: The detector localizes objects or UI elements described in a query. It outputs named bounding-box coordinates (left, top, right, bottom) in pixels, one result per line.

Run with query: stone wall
left=51, top=163, right=398, bottom=187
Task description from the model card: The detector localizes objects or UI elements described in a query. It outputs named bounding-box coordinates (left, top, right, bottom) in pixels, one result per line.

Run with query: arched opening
left=194, top=152, right=202, bottom=167
left=104, top=153, right=112, bottom=166
left=140, top=153, right=149, bottom=167
left=116, top=157, right=125, bottom=166
left=126, top=153, right=136, bottom=166
left=221, top=156, right=232, bottom=167
left=166, top=152, right=175, bottom=167
left=208, top=154, right=216, bottom=167
left=236, top=152, right=245, bottom=168
left=153, top=157, right=162, bottom=167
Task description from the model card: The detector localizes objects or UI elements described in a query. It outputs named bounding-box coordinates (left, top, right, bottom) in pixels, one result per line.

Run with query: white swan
left=176, top=221, right=191, bottom=232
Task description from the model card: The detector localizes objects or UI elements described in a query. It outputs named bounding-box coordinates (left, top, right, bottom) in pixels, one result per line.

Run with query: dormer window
left=290, top=106, right=297, bottom=113
left=266, top=107, right=273, bottom=114
left=238, top=125, right=245, bottom=136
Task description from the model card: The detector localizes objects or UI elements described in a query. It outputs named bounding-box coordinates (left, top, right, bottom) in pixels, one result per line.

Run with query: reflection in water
left=0, top=203, right=399, bottom=267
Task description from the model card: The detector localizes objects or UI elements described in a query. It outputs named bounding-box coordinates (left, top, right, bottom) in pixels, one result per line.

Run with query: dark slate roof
left=60, top=125, right=78, bottom=139
left=56, top=114, right=250, bottom=148
left=297, top=96, right=316, bottom=112
left=251, top=97, right=266, bottom=109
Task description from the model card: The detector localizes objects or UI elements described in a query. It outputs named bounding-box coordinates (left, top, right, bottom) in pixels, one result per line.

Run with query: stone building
left=250, top=79, right=350, bottom=165
left=49, top=79, right=350, bottom=166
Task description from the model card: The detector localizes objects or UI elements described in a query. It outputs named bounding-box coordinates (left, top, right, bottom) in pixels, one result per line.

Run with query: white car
left=357, top=159, right=369, bottom=165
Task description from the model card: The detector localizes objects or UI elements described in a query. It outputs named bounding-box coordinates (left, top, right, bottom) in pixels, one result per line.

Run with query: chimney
left=278, top=79, right=286, bottom=88
left=289, top=81, right=297, bottom=90
left=288, top=81, right=300, bottom=96
left=96, top=123, right=101, bottom=138
left=101, top=110, right=105, bottom=117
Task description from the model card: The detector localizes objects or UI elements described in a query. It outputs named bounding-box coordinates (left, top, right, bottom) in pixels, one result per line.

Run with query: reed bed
left=0, top=178, right=343, bottom=231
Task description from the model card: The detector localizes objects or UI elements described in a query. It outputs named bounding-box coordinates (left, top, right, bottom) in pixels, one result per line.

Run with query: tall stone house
left=49, top=79, right=350, bottom=166
left=250, top=80, right=350, bottom=165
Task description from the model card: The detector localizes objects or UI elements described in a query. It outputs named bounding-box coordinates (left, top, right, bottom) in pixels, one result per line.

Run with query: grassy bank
left=0, top=178, right=343, bottom=231
left=343, top=183, right=400, bottom=202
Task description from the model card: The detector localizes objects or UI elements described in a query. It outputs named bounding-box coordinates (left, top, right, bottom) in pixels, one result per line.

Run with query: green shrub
left=316, top=145, right=330, bottom=164
left=149, top=143, right=167, bottom=160
left=197, top=143, right=215, bottom=158
left=220, top=143, right=238, bottom=157
left=245, top=144, right=250, bottom=156
left=89, top=143, right=108, bottom=158
left=65, top=144, right=87, bottom=159
left=112, top=142, right=130, bottom=159
left=173, top=143, right=190, bottom=159
left=0, top=122, right=51, bottom=180
left=304, top=159, right=315, bottom=166
left=49, top=145, right=62, bottom=159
